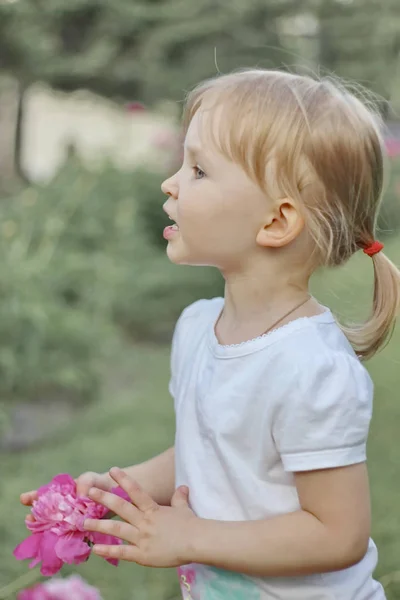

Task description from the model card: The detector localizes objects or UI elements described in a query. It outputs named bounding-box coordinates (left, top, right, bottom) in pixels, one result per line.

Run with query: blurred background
left=0, top=0, right=400, bottom=598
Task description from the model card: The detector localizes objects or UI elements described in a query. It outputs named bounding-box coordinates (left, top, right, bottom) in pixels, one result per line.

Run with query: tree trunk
left=0, top=76, right=20, bottom=193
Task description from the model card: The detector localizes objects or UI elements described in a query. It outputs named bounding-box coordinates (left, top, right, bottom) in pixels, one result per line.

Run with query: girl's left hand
left=84, top=467, right=198, bottom=568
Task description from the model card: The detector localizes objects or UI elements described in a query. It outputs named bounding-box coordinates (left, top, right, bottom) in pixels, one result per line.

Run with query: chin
left=166, top=243, right=187, bottom=265
left=166, top=248, right=205, bottom=267
left=166, top=240, right=220, bottom=268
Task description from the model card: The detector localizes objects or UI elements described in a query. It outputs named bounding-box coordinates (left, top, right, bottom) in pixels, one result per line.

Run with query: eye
left=193, top=166, right=206, bottom=180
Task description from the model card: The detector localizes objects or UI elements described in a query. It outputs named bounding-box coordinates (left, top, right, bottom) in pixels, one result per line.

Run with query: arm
left=103, top=446, right=175, bottom=506
left=187, top=463, right=370, bottom=577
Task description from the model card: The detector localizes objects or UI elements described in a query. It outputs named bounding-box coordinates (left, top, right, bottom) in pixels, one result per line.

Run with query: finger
left=84, top=518, right=138, bottom=545
left=171, top=486, right=190, bottom=508
left=109, top=467, right=158, bottom=513
left=20, top=491, right=37, bottom=506
left=88, top=487, right=140, bottom=525
left=92, top=543, right=141, bottom=563
left=76, top=482, right=94, bottom=497
left=76, top=474, right=104, bottom=497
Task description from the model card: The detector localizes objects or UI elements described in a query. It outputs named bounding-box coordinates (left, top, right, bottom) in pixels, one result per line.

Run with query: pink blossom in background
left=17, top=584, right=52, bottom=600
left=385, top=138, right=400, bottom=158
left=126, top=102, right=146, bottom=113
left=17, top=574, right=102, bottom=600
left=151, top=128, right=184, bottom=170
left=152, top=129, right=179, bottom=151
left=14, top=474, right=130, bottom=576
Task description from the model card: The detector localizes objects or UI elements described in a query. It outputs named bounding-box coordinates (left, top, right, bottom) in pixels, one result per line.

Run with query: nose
left=161, top=172, right=179, bottom=200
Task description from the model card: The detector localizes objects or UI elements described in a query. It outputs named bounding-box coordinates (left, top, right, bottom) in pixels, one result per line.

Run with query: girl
left=22, top=69, right=400, bottom=599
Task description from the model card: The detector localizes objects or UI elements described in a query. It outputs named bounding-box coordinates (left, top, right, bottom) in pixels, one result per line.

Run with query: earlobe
left=256, top=200, right=305, bottom=248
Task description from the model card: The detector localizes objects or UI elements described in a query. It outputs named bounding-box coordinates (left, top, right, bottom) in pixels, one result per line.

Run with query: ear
left=256, top=198, right=305, bottom=249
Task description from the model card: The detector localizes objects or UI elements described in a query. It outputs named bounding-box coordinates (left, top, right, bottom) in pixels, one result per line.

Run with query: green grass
left=0, top=344, right=180, bottom=600
left=2, top=238, right=400, bottom=599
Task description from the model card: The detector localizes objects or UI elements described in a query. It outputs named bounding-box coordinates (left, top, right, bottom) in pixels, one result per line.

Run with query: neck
left=216, top=257, right=322, bottom=345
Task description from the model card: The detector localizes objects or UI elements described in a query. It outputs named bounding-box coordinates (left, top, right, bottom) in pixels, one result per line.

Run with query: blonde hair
left=183, top=69, right=400, bottom=360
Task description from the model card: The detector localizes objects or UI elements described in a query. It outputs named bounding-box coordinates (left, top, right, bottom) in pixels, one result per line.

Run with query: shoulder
left=171, top=296, right=222, bottom=357
left=175, top=297, right=223, bottom=332
left=269, top=314, right=373, bottom=398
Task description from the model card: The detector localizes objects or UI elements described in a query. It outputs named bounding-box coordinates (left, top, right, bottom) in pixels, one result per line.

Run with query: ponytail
left=341, top=251, right=400, bottom=360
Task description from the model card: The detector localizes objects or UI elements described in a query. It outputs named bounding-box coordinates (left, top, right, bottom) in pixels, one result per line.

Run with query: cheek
left=177, top=182, right=258, bottom=253
left=177, top=187, right=209, bottom=229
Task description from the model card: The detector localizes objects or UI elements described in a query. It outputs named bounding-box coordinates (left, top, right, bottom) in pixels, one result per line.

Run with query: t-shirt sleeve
left=272, top=350, right=373, bottom=472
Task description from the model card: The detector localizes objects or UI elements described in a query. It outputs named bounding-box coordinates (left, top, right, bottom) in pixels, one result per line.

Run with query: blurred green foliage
left=0, top=0, right=399, bottom=112
left=0, top=160, right=222, bottom=405
left=130, top=167, right=171, bottom=251
left=0, top=167, right=116, bottom=406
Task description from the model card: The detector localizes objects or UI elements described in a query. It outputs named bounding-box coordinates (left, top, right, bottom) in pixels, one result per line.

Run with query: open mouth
left=169, top=216, right=179, bottom=229
left=168, top=216, right=179, bottom=231
left=163, top=220, right=180, bottom=239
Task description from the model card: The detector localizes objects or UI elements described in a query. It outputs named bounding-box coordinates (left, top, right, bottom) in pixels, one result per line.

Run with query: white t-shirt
left=170, top=297, right=386, bottom=600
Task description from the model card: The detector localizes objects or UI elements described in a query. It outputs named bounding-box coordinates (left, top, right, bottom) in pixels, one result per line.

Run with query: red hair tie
left=363, top=240, right=384, bottom=257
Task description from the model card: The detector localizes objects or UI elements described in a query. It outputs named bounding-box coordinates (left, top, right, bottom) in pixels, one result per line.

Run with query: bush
left=114, top=251, right=223, bottom=340
left=132, top=168, right=173, bottom=250
left=0, top=165, right=119, bottom=405
left=0, top=159, right=223, bottom=405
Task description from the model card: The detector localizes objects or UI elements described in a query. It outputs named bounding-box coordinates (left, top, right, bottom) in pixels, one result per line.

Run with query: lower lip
left=163, top=226, right=180, bottom=240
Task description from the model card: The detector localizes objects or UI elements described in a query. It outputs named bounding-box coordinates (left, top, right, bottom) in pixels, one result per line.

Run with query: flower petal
left=92, top=532, right=122, bottom=566
left=111, top=486, right=131, bottom=502
left=37, top=473, right=75, bottom=496
left=52, top=474, right=76, bottom=487
left=55, top=532, right=90, bottom=565
left=28, top=556, right=41, bottom=569
left=106, top=556, right=119, bottom=567
left=92, top=532, right=123, bottom=546
left=40, top=575, right=102, bottom=600
left=17, top=586, right=37, bottom=600
left=13, top=533, right=41, bottom=561
left=38, top=531, right=63, bottom=576
left=17, top=583, right=53, bottom=600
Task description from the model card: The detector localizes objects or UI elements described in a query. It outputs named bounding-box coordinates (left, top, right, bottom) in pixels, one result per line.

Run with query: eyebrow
left=185, top=145, right=203, bottom=160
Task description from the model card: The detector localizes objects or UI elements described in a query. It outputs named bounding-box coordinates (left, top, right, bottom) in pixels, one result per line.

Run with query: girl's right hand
left=20, top=471, right=113, bottom=507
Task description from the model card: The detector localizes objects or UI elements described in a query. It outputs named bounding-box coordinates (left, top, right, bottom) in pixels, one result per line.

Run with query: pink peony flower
left=14, top=474, right=130, bottom=576
left=17, top=574, right=102, bottom=600
left=126, top=101, right=146, bottom=113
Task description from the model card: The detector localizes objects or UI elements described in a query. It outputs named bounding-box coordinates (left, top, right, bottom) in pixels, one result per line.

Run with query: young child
left=21, top=69, right=400, bottom=599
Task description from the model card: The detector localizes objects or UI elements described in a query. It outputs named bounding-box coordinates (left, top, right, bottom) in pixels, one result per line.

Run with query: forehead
left=184, top=103, right=226, bottom=156
left=185, top=109, right=207, bottom=146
